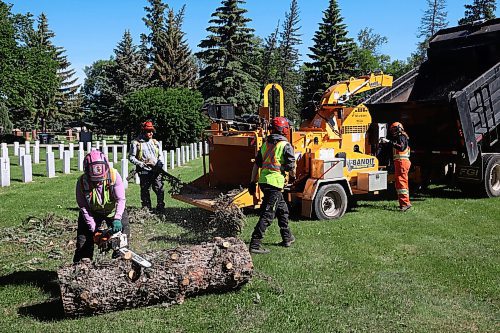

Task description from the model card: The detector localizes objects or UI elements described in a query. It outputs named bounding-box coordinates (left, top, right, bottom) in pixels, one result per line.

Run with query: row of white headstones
left=0, top=140, right=208, bottom=188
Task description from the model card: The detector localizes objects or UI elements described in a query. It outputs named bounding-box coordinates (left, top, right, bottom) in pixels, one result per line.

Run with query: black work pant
left=73, top=209, right=130, bottom=263
left=139, top=171, right=165, bottom=209
left=251, top=184, right=292, bottom=242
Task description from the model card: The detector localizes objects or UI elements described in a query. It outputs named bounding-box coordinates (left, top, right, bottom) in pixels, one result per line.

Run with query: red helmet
left=390, top=122, right=404, bottom=135
left=271, top=117, right=290, bottom=136
left=142, top=121, right=155, bottom=132
left=83, top=150, right=109, bottom=182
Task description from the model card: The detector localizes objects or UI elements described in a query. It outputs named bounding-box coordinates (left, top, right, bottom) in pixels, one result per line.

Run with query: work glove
left=380, top=137, right=390, bottom=144
left=111, top=219, right=122, bottom=234
left=248, top=182, right=257, bottom=196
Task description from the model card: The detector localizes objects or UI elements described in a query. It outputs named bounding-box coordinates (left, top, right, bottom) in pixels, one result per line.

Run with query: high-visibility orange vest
left=393, top=146, right=410, bottom=160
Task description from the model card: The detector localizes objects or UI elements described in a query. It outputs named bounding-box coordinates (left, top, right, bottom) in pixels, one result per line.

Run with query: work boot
left=249, top=239, right=270, bottom=254
left=400, top=205, right=412, bottom=212
left=279, top=235, right=296, bottom=247
left=111, top=250, right=120, bottom=259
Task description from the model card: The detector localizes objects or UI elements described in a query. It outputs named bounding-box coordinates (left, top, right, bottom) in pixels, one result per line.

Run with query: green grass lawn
left=0, top=155, right=498, bottom=332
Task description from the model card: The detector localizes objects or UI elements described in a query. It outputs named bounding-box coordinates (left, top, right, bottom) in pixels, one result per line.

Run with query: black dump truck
left=365, top=19, right=500, bottom=198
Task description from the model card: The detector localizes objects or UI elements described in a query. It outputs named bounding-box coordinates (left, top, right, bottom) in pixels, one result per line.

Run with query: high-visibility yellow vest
left=258, top=140, right=288, bottom=189
left=136, top=139, right=159, bottom=160
left=393, top=146, right=410, bottom=160
left=80, top=168, right=117, bottom=217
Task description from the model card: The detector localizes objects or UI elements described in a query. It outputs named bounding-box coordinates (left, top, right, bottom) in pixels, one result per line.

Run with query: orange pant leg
left=394, top=159, right=411, bottom=207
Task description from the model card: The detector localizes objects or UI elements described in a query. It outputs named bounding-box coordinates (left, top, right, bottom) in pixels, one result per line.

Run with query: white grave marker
left=186, top=146, right=190, bottom=162
left=46, top=145, right=52, bottom=154
left=120, top=159, right=128, bottom=180
left=1, top=143, right=7, bottom=159
left=13, top=142, right=19, bottom=156
left=162, top=151, right=168, bottom=171
left=78, top=149, right=85, bottom=171
left=34, top=141, right=40, bottom=164
left=46, top=151, right=56, bottom=178
left=18, top=147, right=25, bottom=166
left=59, top=144, right=64, bottom=159
left=79, top=142, right=84, bottom=152
left=69, top=143, right=75, bottom=158
left=0, top=157, right=10, bottom=187
left=87, top=142, right=92, bottom=154
left=122, top=144, right=127, bottom=160
left=194, top=142, right=198, bottom=159
left=63, top=151, right=71, bottom=174
left=96, top=141, right=100, bottom=150
left=24, top=141, right=30, bottom=155
left=170, top=150, right=175, bottom=170
left=22, top=155, right=32, bottom=182
left=112, top=145, right=118, bottom=163
left=199, top=142, right=203, bottom=157
left=177, top=147, right=182, bottom=166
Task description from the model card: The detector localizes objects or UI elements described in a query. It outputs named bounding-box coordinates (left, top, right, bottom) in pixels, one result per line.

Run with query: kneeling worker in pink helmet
left=73, top=150, right=129, bottom=262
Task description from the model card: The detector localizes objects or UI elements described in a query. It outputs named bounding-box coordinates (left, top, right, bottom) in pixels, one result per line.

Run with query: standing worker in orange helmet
left=129, top=121, right=165, bottom=212
left=383, top=122, right=412, bottom=211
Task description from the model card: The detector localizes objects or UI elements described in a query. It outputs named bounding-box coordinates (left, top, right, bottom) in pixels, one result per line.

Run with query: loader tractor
left=173, top=73, right=393, bottom=220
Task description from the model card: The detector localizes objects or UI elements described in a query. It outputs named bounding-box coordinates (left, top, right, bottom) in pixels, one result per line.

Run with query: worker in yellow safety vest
left=74, top=150, right=129, bottom=262
left=248, top=117, right=296, bottom=254
left=129, top=121, right=164, bottom=212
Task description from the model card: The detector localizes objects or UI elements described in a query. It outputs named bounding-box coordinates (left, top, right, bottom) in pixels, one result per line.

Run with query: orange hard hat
left=389, top=121, right=404, bottom=134
left=142, top=121, right=155, bottom=132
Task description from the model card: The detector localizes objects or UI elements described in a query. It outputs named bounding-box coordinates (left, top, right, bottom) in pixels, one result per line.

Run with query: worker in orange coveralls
left=382, top=122, right=412, bottom=211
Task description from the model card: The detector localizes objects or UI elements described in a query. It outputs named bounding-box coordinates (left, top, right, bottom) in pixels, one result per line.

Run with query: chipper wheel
left=313, top=183, right=348, bottom=220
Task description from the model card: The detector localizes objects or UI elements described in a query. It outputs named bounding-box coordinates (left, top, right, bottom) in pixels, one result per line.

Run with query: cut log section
left=57, top=237, right=253, bottom=317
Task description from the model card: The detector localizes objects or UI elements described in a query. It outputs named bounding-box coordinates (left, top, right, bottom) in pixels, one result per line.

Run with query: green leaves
left=124, top=87, right=207, bottom=148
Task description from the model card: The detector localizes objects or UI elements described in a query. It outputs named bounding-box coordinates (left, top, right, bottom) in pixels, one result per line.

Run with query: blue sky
left=9, top=0, right=499, bottom=85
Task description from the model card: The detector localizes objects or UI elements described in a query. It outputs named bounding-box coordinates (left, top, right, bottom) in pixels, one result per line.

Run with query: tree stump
left=57, top=237, right=253, bottom=317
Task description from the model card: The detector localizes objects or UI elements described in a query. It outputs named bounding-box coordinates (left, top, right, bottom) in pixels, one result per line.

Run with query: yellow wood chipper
left=173, top=73, right=393, bottom=220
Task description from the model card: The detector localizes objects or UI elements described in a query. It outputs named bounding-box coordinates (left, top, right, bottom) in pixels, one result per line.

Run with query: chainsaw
left=93, top=228, right=152, bottom=268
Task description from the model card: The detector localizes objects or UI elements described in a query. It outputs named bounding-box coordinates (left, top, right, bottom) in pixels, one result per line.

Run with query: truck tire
left=484, top=155, right=500, bottom=198
left=313, top=183, right=348, bottom=220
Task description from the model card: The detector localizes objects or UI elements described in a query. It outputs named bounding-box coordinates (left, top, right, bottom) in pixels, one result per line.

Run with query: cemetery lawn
left=0, top=157, right=498, bottom=332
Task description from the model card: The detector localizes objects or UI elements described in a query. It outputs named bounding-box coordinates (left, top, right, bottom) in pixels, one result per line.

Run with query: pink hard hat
left=83, top=150, right=109, bottom=181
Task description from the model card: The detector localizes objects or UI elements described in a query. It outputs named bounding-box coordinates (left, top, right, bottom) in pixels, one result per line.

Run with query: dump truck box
left=366, top=19, right=500, bottom=167
left=365, top=19, right=500, bottom=196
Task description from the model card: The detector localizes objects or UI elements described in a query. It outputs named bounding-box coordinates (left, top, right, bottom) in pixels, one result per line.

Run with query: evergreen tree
left=277, top=0, right=302, bottom=122
left=258, top=22, right=280, bottom=88
left=459, top=0, right=496, bottom=25
left=114, top=30, right=150, bottom=97
left=162, top=6, right=197, bottom=88
left=142, top=0, right=167, bottom=86
left=82, top=59, right=119, bottom=133
left=113, top=30, right=151, bottom=133
left=196, top=0, right=260, bottom=114
left=54, top=47, right=81, bottom=126
left=301, top=0, right=356, bottom=107
left=411, top=0, right=448, bottom=65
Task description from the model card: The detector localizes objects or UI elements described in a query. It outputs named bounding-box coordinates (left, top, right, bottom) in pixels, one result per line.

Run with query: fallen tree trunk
left=57, top=237, right=253, bottom=317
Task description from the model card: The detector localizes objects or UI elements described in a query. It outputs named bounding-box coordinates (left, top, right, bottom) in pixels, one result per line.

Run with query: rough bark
left=57, top=237, right=253, bottom=317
